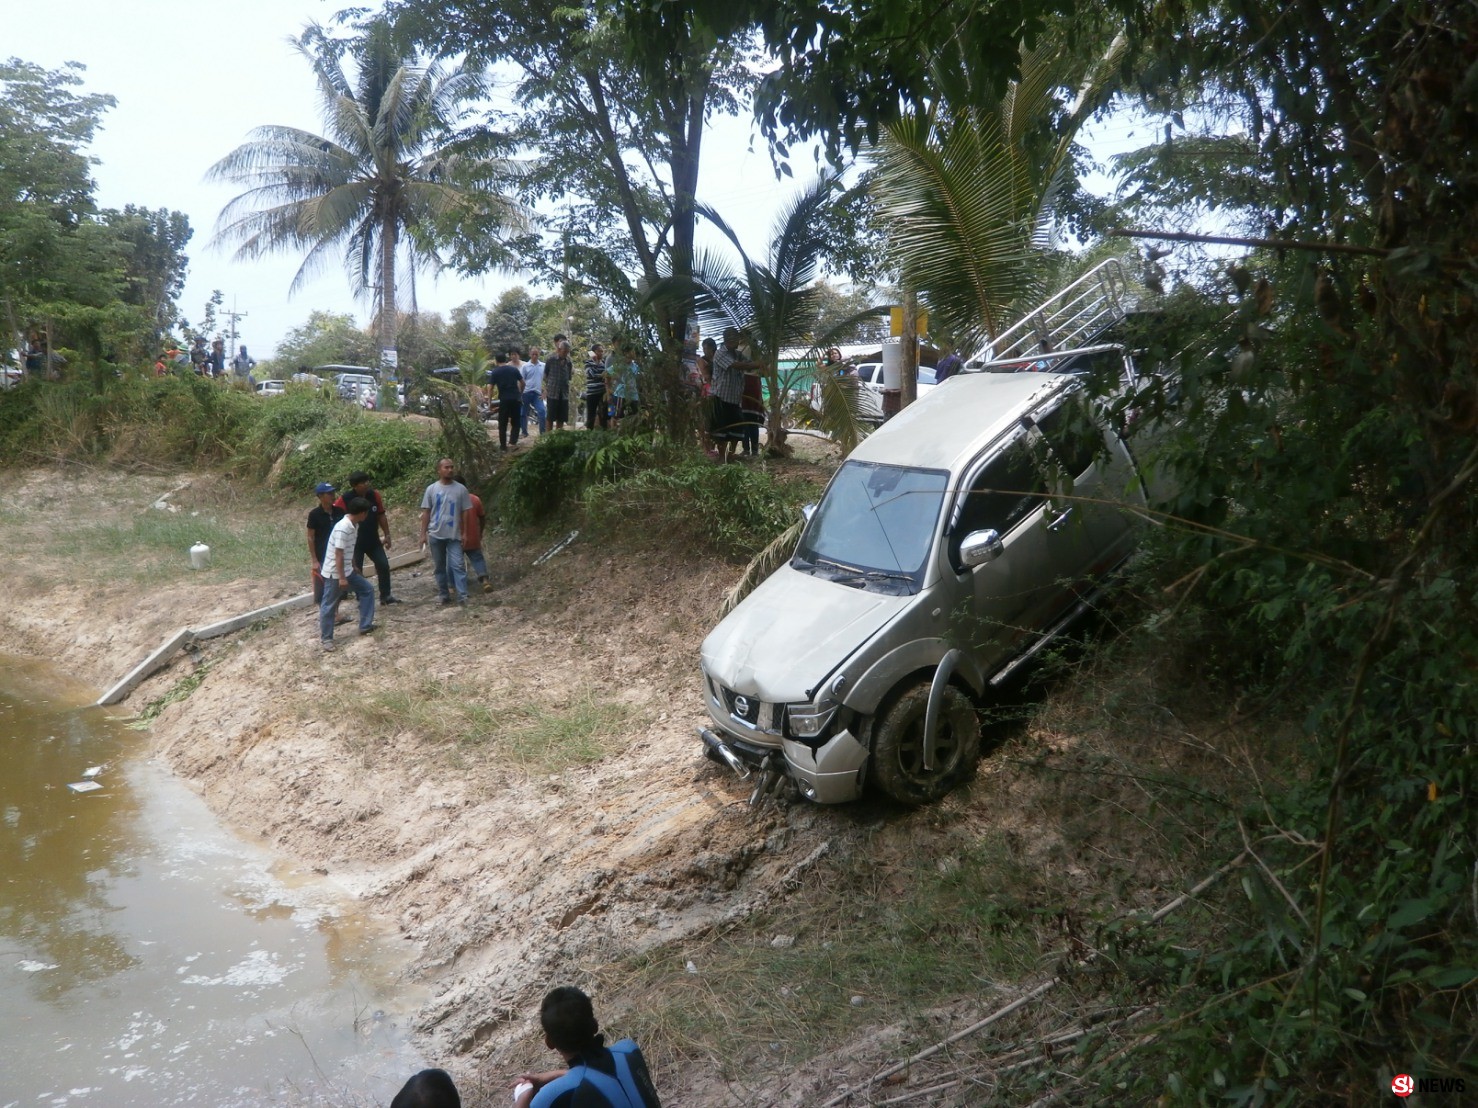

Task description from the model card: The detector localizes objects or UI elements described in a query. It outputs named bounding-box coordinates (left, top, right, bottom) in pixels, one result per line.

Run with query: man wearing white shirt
left=521, top=346, right=548, bottom=436
left=319, top=497, right=377, bottom=651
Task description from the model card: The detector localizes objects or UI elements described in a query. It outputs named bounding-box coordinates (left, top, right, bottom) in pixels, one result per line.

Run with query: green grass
left=349, top=679, right=637, bottom=774
left=53, top=510, right=304, bottom=585
left=130, top=657, right=216, bottom=725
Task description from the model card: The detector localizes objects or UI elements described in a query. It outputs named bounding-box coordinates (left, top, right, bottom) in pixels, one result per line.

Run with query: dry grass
left=346, top=678, right=640, bottom=776
left=562, top=625, right=1289, bottom=1102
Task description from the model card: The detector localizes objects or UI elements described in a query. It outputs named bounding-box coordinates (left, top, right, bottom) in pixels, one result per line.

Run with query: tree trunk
left=379, top=213, right=398, bottom=366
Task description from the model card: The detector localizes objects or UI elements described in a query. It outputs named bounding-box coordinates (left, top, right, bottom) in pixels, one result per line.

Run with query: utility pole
left=221, top=305, right=248, bottom=359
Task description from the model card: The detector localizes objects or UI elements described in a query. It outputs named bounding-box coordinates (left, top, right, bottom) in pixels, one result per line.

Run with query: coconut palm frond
left=874, top=34, right=1126, bottom=352
left=720, top=519, right=805, bottom=617
left=207, top=19, right=525, bottom=352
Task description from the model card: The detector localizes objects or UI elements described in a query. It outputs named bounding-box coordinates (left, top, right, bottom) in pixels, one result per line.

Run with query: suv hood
left=701, top=564, right=913, bottom=702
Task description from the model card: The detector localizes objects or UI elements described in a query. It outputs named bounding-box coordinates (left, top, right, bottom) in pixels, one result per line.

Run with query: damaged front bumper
left=699, top=725, right=869, bottom=805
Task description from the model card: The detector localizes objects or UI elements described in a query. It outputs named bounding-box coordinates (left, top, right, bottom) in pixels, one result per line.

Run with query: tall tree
left=272, top=309, right=377, bottom=369
left=384, top=0, right=756, bottom=349
left=207, top=21, right=523, bottom=367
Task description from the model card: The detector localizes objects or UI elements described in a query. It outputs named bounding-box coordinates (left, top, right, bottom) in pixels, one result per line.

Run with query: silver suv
left=699, top=260, right=1166, bottom=805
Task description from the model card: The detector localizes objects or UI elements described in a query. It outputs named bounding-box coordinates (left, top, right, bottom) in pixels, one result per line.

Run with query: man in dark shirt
left=514, top=987, right=661, bottom=1108
left=489, top=352, right=526, bottom=450
left=333, top=470, right=401, bottom=604
left=544, top=336, right=574, bottom=431
left=305, top=482, right=344, bottom=604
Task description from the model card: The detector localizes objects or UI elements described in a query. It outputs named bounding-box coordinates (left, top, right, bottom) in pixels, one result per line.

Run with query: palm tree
left=871, top=34, right=1126, bottom=359
left=667, top=177, right=884, bottom=456
left=208, top=21, right=522, bottom=363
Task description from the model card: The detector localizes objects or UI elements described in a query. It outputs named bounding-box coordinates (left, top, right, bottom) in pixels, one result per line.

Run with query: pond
left=1, top=655, right=427, bottom=1106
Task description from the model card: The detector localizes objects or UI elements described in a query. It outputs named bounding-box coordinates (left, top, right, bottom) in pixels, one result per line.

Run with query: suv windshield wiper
left=796, top=554, right=867, bottom=576
left=830, top=568, right=914, bottom=589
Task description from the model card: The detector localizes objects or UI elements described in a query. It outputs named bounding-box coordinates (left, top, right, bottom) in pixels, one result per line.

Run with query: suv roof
left=316, top=364, right=377, bottom=376
left=849, top=371, right=1074, bottom=472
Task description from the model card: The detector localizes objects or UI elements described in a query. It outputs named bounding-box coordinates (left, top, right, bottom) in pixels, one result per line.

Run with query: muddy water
left=0, top=656, right=426, bottom=1106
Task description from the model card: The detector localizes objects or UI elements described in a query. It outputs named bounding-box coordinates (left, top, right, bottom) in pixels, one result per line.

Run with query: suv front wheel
left=868, top=681, right=981, bottom=805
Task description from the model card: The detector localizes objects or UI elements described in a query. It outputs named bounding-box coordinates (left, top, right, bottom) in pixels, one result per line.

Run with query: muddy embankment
left=2, top=467, right=916, bottom=1103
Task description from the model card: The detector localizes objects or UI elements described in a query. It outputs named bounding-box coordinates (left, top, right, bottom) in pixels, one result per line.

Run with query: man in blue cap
left=305, top=481, right=344, bottom=604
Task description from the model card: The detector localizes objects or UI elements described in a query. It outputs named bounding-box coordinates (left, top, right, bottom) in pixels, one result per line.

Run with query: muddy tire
left=868, top=682, right=981, bottom=805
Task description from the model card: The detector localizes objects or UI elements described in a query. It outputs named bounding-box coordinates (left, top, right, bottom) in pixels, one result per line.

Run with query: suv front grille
left=718, top=685, right=782, bottom=735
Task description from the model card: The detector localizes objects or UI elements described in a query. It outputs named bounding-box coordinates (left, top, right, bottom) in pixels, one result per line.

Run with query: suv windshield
left=793, top=461, right=948, bottom=593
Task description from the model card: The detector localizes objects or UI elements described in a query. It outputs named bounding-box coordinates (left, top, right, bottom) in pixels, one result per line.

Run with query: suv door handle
left=1046, top=506, right=1075, bottom=532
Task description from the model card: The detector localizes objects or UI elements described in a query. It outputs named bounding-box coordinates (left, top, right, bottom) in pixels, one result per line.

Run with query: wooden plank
left=96, top=627, right=194, bottom=706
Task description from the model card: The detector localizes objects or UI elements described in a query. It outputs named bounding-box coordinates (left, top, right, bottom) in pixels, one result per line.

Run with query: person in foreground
left=514, top=986, right=661, bottom=1108
left=391, top=1067, right=460, bottom=1107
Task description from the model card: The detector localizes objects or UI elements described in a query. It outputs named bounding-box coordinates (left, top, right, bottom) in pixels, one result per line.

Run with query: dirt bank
left=0, top=464, right=1227, bottom=1105
left=0, top=466, right=874, bottom=1097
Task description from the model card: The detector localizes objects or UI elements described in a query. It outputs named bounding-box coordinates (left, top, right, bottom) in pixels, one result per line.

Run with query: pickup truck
left=698, top=259, right=1169, bottom=806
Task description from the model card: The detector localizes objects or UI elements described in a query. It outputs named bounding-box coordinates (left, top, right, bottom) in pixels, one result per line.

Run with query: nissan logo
left=734, top=695, right=751, bottom=717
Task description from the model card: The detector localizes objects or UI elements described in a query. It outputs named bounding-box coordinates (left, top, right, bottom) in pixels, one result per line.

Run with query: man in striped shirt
left=710, top=327, right=759, bottom=464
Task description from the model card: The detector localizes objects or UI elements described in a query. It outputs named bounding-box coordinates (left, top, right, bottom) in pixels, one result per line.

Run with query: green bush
left=0, top=374, right=259, bottom=466
left=496, top=429, right=673, bottom=526
left=583, top=456, right=798, bottom=557
left=240, top=390, right=347, bottom=466
left=278, top=418, right=440, bottom=506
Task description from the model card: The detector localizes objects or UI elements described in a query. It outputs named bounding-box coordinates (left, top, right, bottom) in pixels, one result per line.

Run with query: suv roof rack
left=971, top=257, right=1133, bottom=366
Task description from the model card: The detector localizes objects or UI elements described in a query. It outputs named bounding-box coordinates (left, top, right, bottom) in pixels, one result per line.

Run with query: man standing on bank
left=522, top=345, right=548, bottom=437
left=334, top=470, right=400, bottom=605
left=490, top=353, right=526, bottom=450
left=544, top=336, right=574, bottom=432
left=419, top=458, right=473, bottom=606
left=320, top=496, right=377, bottom=651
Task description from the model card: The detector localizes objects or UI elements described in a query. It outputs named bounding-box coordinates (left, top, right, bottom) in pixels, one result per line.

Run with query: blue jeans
left=521, top=390, right=546, bottom=435
left=465, top=546, right=488, bottom=581
left=319, top=572, right=374, bottom=641
left=428, top=535, right=467, bottom=600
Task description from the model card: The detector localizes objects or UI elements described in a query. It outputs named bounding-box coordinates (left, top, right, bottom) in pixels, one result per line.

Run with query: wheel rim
left=894, top=716, right=961, bottom=781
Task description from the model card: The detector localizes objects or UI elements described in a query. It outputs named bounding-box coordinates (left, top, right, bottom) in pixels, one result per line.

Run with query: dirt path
left=0, top=466, right=873, bottom=1099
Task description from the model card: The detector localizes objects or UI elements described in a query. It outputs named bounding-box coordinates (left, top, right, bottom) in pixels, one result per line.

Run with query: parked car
left=290, top=371, right=326, bottom=388
left=254, top=379, right=287, bottom=396
left=331, top=371, right=379, bottom=402
left=853, top=362, right=938, bottom=397
left=1, top=366, right=23, bottom=389
left=699, top=259, right=1168, bottom=807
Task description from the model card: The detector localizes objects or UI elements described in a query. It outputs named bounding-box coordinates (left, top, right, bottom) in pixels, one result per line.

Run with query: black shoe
left=359, top=624, right=377, bottom=635
left=382, top=596, right=403, bottom=605
left=440, top=596, right=453, bottom=605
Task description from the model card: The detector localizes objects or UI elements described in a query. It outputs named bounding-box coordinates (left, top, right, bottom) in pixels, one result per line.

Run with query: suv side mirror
left=959, top=528, right=1005, bottom=567
left=801, top=503, right=816, bottom=523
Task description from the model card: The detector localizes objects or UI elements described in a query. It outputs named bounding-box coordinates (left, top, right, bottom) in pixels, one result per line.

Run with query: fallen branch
left=818, top=854, right=1248, bottom=1107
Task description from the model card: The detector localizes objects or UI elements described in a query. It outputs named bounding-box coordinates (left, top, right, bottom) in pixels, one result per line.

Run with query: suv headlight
left=786, top=703, right=837, bottom=739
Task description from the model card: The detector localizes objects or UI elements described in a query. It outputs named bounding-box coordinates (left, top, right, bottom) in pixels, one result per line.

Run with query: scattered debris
left=66, top=780, right=103, bottom=794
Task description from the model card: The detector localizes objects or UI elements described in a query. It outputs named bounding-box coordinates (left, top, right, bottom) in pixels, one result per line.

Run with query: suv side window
left=1033, top=399, right=1102, bottom=480
left=949, top=437, right=1047, bottom=570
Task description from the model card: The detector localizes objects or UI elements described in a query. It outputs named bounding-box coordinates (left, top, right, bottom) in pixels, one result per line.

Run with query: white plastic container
left=189, top=541, right=211, bottom=570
